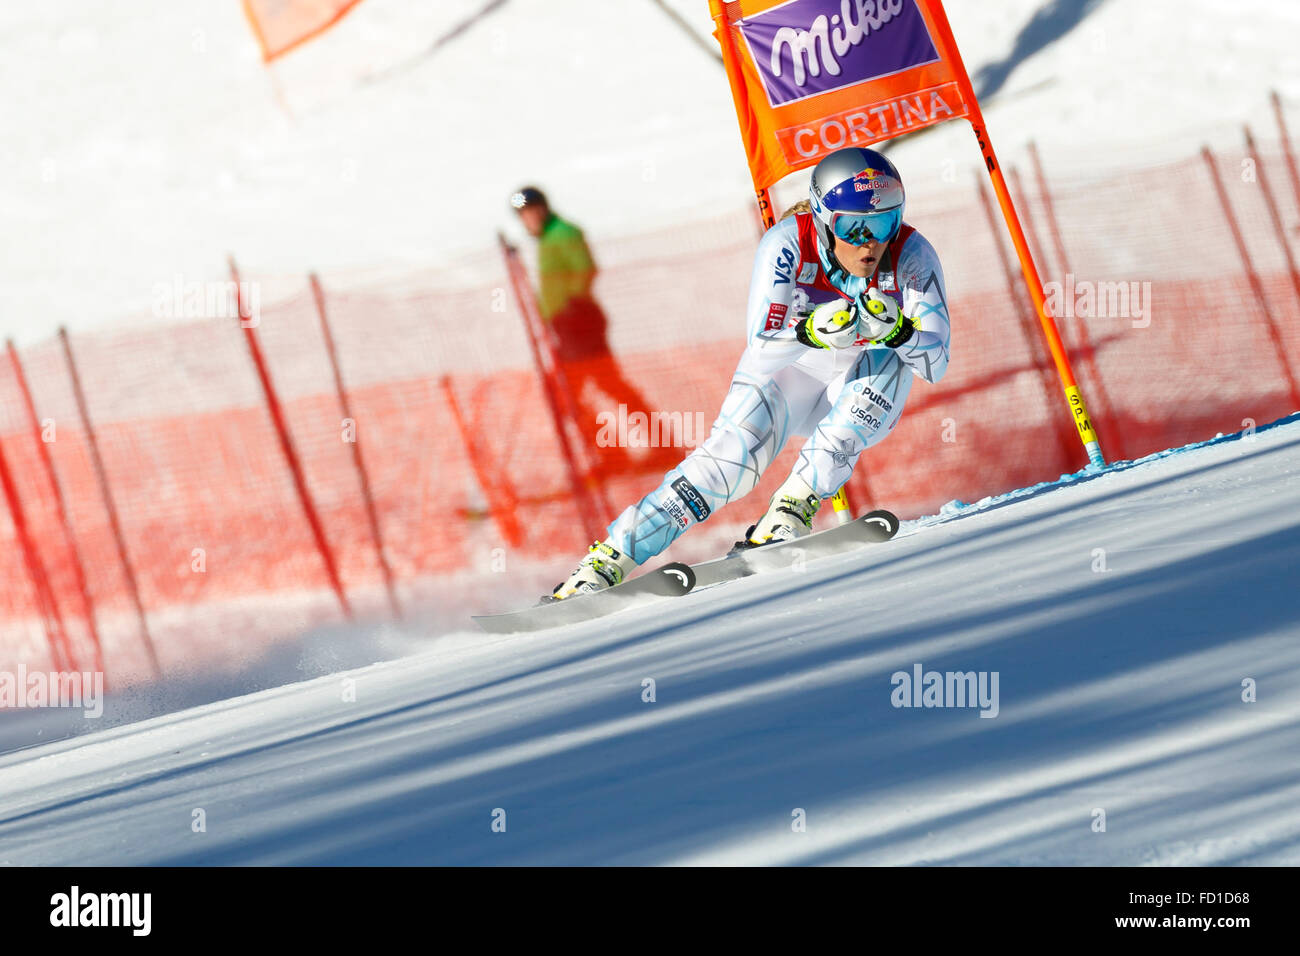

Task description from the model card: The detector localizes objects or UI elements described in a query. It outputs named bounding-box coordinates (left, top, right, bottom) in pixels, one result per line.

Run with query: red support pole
left=1245, top=127, right=1300, bottom=322
left=229, top=258, right=352, bottom=619
left=497, top=234, right=611, bottom=543
left=1006, top=164, right=1062, bottom=358
left=1026, top=142, right=1128, bottom=461
left=510, top=251, right=615, bottom=519
left=6, top=340, right=104, bottom=676
left=59, top=327, right=160, bottom=677
left=1008, top=166, right=1052, bottom=288
left=920, top=1, right=1106, bottom=468
left=1026, top=143, right=1073, bottom=305
left=309, top=273, right=400, bottom=620
left=1271, top=91, right=1300, bottom=223
left=976, top=174, right=1076, bottom=470
left=440, top=374, right=524, bottom=548
left=0, top=434, right=72, bottom=672
left=1201, top=148, right=1300, bottom=411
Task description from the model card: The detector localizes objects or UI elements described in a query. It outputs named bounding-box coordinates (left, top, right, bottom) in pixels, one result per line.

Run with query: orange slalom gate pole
left=712, top=0, right=777, bottom=230
left=924, top=2, right=1106, bottom=469
left=710, top=3, right=857, bottom=522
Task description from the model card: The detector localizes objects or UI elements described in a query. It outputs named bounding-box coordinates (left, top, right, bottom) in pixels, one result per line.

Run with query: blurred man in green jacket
left=512, top=186, right=598, bottom=332
left=511, top=186, right=676, bottom=472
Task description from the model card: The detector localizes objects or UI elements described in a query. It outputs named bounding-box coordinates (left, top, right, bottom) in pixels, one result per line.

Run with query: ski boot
left=734, top=474, right=821, bottom=552
left=550, top=541, right=637, bottom=601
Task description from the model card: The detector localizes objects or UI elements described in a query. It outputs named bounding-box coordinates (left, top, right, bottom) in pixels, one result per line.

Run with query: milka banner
left=712, top=0, right=971, bottom=189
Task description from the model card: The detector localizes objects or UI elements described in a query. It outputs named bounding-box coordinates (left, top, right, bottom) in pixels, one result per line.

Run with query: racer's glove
left=856, top=288, right=915, bottom=348
left=795, top=298, right=859, bottom=349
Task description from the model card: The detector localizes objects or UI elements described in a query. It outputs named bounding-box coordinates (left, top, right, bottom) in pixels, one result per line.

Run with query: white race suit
left=605, top=211, right=951, bottom=564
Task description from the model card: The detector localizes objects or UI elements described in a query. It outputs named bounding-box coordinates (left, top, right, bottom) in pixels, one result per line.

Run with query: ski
left=688, top=509, right=900, bottom=590
left=472, top=562, right=696, bottom=634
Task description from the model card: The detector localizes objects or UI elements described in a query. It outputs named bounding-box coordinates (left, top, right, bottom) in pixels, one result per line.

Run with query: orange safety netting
left=1, top=140, right=1298, bottom=682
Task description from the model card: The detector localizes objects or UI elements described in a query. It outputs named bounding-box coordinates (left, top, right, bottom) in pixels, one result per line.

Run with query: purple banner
left=739, top=0, right=941, bottom=108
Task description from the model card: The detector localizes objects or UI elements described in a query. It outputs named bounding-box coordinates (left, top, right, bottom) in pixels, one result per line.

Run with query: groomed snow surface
left=2, top=416, right=1298, bottom=865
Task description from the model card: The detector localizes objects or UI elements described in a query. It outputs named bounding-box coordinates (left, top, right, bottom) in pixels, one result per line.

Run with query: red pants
left=547, top=298, right=678, bottom=474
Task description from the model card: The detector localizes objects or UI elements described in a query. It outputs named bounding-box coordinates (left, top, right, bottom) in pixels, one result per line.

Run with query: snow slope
left=4, top=0, right=1298, bottom=342
left=2, top=415, right=1298, bottom=865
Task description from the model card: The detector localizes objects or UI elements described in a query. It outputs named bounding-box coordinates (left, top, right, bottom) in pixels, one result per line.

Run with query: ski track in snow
left=1, top=416, right=1298, bottom=865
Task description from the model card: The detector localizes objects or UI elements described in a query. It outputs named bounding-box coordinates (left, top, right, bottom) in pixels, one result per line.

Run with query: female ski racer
left=552, top=146, right=951, bottom=599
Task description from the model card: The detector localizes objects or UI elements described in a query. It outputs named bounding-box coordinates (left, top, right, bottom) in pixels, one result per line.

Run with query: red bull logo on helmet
left=853, top=168, right=889, bottom=192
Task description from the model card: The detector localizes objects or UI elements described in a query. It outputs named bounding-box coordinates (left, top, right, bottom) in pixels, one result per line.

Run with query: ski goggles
left=830, top=207, right=902, bottom=246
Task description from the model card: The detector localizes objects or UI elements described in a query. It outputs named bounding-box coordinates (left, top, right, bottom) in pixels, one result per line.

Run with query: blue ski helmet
left=808, top=147, right=905, bottom=252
